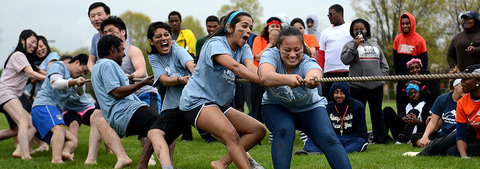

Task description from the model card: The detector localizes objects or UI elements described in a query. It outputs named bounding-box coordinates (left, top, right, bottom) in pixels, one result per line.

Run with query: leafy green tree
left=120, top=10, right=153, bottom=75
left=182, top=16, right=207, bottom=39
left=217, top=0, right=264, bottom=34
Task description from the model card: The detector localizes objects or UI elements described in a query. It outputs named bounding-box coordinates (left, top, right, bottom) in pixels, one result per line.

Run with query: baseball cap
left=461, top=11, right=479, bottom=19
left=462, top=64, right=480, bottom=73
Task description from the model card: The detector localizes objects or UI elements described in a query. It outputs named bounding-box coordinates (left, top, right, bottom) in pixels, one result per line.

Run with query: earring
left=476, top=84, right=479, bottom=87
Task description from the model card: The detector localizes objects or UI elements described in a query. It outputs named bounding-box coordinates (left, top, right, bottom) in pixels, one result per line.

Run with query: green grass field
left=0, top=101, right=477, bottom=168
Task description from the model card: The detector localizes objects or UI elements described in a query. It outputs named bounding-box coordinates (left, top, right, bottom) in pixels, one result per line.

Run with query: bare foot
left=62, top=153, right=74, bottom=161
left=211, top=160, right=228, bottom=169
left=114, top=158, right=133, bottom=169
left=85, top=158, right=97, bottom=165
left=33, top=145, right=49, bottom=153
left=148, top=155, right=156, bottom=166
left=12, top=148, right=31, bottom=159
left=51, top=159, right=64, bottom=164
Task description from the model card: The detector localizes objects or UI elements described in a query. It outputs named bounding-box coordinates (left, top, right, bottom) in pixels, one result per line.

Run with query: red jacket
left=393, top=13, right=428, bottom=75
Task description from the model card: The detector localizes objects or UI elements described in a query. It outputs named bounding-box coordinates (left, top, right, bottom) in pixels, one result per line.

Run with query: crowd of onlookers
left=1, top=2, right=480, bottom=168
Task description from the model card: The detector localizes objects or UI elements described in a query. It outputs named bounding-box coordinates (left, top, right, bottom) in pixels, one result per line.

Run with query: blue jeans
left=304, top=134, right=368, bottom=153
left=262, top=104, right=351, bottom=169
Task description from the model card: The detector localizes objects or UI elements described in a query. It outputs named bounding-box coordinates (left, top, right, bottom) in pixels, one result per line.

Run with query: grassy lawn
left=0, top=100, right=477, bottom=168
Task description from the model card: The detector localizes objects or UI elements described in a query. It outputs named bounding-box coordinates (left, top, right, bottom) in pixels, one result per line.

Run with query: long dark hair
left=146, top=21, right=172, bottom=55
left=4, top=29, right=38, bottom=71
left=210, top=11, right=252, bottom=38
left=34, top=36, right=51, bottom=66
left=276, top=26, right=312, bottom=57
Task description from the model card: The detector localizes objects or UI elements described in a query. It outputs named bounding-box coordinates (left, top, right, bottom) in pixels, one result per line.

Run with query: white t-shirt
left=319, top=23, right=353, bottom=73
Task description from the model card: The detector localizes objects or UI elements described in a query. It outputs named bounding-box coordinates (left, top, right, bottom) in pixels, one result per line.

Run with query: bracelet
left=177, top=77, right=181, bottom=84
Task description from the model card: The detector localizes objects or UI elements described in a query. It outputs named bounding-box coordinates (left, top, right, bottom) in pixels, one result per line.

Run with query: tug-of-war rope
left=84, top=73, right=480, bottom=83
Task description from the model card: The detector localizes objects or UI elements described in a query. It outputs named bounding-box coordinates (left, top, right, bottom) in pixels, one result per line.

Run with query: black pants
left=249, top=82, right=265, bottom=123
left=410, top=132, right=441, bottom=147
left=322, top=72, right=349, bottom=101
left=351, top=86, right=388, bottom=144
left=234, top=83, right=252, bottom=112
left=383, top=106, right=404, bottom=140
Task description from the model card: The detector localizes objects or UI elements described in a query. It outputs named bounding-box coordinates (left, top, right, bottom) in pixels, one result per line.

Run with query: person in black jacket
left=295, top=82, right=368, bottom=154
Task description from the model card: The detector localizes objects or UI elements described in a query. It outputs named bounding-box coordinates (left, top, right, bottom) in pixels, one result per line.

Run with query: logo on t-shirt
left=398, top=44, right=415, bottom=54
left=56, top=115, right=63, bottom=120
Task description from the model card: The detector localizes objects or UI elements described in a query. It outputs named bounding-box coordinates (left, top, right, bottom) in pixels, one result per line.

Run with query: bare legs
left=196, top=106, right=256, bottom=169
left=148, top=129, right=173, bottom=167
left=209, top=108, right=266, bottom=169
left=50, top=124, right=77, bottom=163
left=4, top=99, right=36, bottom=159
left=84, top=109, right=103, bottom=164
left=97, top=117, right=132, bottom=168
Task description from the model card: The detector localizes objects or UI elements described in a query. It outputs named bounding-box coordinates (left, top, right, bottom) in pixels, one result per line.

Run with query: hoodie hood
left=399, top=13, right=417, bottom=36
left=330, top=82, right=352, bottom=105
left=306, top=14, right=320, bottom=34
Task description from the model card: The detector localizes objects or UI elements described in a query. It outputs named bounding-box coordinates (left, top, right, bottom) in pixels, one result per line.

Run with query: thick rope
left=83, top=73, right=480, bottom=83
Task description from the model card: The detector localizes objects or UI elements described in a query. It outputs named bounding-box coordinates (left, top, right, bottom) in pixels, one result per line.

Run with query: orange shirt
left=252, top=36, right=268, bottom=67
left=304, top=34, right=319, bottom=49
left=456, top=93, right=480, bottom=139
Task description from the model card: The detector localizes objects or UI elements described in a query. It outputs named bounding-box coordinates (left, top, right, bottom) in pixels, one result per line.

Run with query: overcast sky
left=0, top=0, right=355, bottom=68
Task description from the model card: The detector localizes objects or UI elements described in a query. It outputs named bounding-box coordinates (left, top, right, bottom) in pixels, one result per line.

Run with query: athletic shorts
left=150, top=103, right=230, bottom=145
left=138, top=92, right=162, bottom=114
left=124, top=106, right=160, bottom=139
left=32, top=105, right=66, bottom=144
left=62, top=106, right=96, bottom=126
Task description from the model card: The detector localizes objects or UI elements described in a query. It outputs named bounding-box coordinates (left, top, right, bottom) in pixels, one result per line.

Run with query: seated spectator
left=384, top=83, right=431, bottom=144
left=295, top=82, right=368, bottom=154
left=398, top=58, right=440, bottom=108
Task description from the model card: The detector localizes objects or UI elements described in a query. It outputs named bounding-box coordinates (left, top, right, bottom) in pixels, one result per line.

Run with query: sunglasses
left=327, top=12, right=337, bottom=17
left=462, top=17, right=473, bottom=21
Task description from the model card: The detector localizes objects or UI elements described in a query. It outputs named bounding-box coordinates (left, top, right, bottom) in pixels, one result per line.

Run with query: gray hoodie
left=305, top=14, right=321, bottom=43
left=340, top=40, right=389, bottom=89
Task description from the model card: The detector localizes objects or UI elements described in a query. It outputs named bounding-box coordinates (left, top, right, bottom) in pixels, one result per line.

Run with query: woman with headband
left=148, top=11, right=266, bottom=168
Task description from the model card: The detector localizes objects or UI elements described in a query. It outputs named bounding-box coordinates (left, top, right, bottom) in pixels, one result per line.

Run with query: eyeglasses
left=327, top=12, right=337, bottom=17
left=81, top=65, right=87, bottom=73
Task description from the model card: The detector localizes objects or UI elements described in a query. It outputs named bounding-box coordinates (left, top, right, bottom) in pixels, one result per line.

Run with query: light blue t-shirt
left=260, top=48, right=327, bottom=113
left=35, top=52, right=61, bottom=93
left=64, top=88, right=95, bottom=112
left=149, top=43, right=193, bottom=112
left=24, top=52, right=62, bottom=95
left=32, top=61, right=73, bottom=111
left=90, top=33, right=101, bottom=59
left=430, top=92, right=457, bottom=136
left=179, top=36, right=253, bottom=111
left=91, top=59, right=147, bottom=137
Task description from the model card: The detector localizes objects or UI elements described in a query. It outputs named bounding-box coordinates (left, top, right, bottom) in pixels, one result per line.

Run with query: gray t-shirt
left=179, top=36, right=253, bottom=111
left=91, top=59, right=147, bottom=137
left=32, top=61, right=72, bottom=110
left=149, top=43, right=192, bottom=112
left=260, top=48, right=327, bottom=112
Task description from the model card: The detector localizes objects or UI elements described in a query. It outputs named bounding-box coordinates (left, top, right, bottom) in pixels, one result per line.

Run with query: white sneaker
left=402, top=152, right=420, bottom=156
left=249, top=159, right=265, bottom=169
